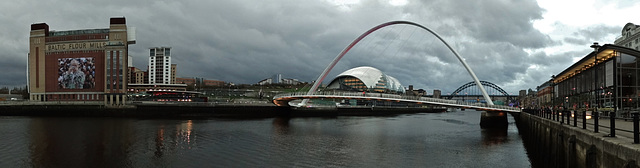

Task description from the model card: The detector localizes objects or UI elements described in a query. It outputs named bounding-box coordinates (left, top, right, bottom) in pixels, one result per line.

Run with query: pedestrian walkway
left=536, top=111, right=639, bottom=144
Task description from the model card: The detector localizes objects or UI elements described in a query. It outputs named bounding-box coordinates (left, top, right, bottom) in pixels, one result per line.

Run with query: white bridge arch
left=301, top=21, right=494, bottom=106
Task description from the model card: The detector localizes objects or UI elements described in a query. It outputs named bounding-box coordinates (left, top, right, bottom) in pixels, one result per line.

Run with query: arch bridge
left=444, top=81, right=517, bottom=104
left=451, top=81, right=509, bottom=97
left=273, top=20, right=520, bottom=114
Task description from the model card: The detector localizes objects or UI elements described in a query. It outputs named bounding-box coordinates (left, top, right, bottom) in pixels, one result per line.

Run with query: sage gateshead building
left=552, top=44, right=640, bottom=114
left=28, top=17, right=135, bottom=105
left=326, top=66, right=405, bottom=94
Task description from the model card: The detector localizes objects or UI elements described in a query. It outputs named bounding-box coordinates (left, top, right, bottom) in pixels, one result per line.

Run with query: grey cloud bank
left=0, top=0, right=626, bottom=94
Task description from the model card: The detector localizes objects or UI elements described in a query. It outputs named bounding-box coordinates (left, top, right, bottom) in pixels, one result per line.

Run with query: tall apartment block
left=148, top=47, right=175, bottom=84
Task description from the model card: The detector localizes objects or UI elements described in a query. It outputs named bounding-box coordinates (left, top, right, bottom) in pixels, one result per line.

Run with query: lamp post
left=550, top=77, right=555, bottom=119
left=590, top=42, right=601, bottom=133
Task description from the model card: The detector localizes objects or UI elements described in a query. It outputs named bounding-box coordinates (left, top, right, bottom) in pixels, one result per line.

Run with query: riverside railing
left=527, top=109, right=640, bottom=144
left=273, top=91, right=521, bottom=112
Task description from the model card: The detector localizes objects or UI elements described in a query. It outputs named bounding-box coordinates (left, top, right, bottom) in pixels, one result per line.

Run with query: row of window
left=41, top=94, right=103, bottom=101
left=46, top=34, right=108, bottom=42
left=106, top=50, right=125, bottom=90
left=623, top=38, right=640, bottom=49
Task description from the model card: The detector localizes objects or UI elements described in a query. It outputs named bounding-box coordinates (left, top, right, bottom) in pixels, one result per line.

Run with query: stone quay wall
left=516, top=112, right=639, bottom=168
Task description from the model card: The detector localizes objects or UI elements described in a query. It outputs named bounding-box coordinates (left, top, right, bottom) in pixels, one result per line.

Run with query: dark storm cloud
left=411, top=0, right=553, bottom=49
left=0, top=0, right=579, bottom=94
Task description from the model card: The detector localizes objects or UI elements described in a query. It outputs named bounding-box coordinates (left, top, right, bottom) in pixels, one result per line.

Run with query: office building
left=148, top=47, right=173, bottom=84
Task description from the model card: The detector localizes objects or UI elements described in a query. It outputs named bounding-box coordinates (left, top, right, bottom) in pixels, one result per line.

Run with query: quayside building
left=552, top=43, right=640, bottom=116
left=28, top=17, right=135, bottom=105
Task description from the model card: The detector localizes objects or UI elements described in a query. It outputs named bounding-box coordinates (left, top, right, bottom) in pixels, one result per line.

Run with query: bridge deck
left=273, top=92, right=521, bottom=113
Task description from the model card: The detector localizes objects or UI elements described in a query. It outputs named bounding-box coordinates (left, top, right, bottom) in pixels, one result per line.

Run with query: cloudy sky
left=1, top=0, right=639, bottom=95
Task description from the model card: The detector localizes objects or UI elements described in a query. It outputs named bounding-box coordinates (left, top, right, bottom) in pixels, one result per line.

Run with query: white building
left=148, top=47, right=172, bottom=84
left=326, top=66, right=405, bottom=93
left=257, top=74, right=303, bottom=85
left=614, top=23, right=640, bottom=51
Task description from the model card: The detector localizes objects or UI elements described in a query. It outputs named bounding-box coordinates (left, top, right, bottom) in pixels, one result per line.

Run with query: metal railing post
left=544, top=109, right=547, bottom=118
left=594, top=110, right=599, bottom=133
left=633, top=112, right=639, bottom=144
left=537, top=109, right=540, bottom=116
left=574, top=111, right=577, bottom=127
left=560, top=111, right=564, bottom=124
left=609, top=111, right=616, bottom=137
left=582, top=110, right=586, bottom=129
left=546, top=109, right=550, bottom=119
left=567, top=110, right=571, bottom=125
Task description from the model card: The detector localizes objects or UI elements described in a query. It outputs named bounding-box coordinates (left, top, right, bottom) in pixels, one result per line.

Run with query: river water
left=0, top=110, right=532, bottom=167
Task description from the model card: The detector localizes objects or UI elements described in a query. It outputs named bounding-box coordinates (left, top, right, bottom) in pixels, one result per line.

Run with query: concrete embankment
left=0, top=103, right=445, bottom=118
left=516, top=112, right=640, bottom=168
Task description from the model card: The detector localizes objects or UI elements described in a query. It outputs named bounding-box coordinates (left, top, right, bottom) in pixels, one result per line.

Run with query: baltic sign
left=46, top=42, right=107, bottom=52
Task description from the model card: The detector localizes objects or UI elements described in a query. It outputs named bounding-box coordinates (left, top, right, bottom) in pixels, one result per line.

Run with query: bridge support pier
left=480, top=111, right=508, bottom=128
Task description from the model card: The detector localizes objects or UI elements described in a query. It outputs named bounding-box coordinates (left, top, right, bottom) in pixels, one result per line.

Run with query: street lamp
left=590, top=42, right=604, bottom=134
left=590, top=42, right=600, bottom=109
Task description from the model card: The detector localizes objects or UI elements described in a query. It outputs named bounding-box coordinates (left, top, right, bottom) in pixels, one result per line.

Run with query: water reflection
left=0, top=111, right=532, bottom=167
left=155, top=126, right=165, bottom=158
left=481, top=128, right=508, bottom=146
left=272, top=117, right=290, bottom=135
left=27, top=118, right=134, bottom=167
left=177, top=120, right=194, bottom=149
left=154, top=120, right=196, bottom=158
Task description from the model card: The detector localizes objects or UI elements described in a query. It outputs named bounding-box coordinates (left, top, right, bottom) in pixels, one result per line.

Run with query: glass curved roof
left=327, top=66, right=405, bottom=93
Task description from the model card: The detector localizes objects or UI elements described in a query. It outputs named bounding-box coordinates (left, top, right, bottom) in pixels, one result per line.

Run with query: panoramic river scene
left=1, top=0, right=640, bottom=167
left=0, top=110, right=532, bottom=167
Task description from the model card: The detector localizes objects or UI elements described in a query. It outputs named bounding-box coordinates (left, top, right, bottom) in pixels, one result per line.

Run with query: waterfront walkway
left=528, top=110, right=640, bottom=145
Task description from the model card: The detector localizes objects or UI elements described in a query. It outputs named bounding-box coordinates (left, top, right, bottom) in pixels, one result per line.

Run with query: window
left=165, top=48, right=170, bottom=56
left=150, top=49, right=155, bottom=56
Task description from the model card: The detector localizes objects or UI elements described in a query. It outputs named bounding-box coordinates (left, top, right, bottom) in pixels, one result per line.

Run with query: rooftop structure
left=614, top=23, right=640, bottom=51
